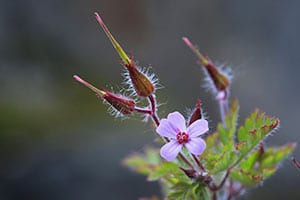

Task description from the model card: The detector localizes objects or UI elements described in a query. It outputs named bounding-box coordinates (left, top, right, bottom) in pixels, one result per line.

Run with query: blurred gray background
left=1, top=0, right=300, bottom=199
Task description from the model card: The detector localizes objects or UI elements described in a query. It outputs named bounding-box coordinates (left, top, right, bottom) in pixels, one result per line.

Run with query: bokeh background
left=1, top=0, right=300, bottom=199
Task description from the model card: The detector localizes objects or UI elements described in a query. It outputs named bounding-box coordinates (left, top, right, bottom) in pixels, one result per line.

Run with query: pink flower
left=156, top=112, right=208, bottom=161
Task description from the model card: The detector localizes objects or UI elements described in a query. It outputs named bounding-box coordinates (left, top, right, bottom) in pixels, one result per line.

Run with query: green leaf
left=260, top=143, right=296, bottom=168
left=236, top=110, right=279, bottom=163
left=230, top=168, right=263, bottom=187
left=168, top=182, right=192, bottom=200
left=148, top=162, right=179, bottom=181
left=240, top=149, right=260, bottom=171
left=262, top=166, right=277, bottom=178
left=167, top=182, right=208, bottom=200
left=230, top=143, right=295, bottom=186
left=209, top=151, right=237, bottom=174
left=201, top=100, right=239, bottom=174
left=218, top=98, right=239, bottom=148
left=228, top=110, right=280, bottom=186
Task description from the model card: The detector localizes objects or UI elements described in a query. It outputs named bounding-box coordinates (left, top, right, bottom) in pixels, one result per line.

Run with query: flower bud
left=96, top=92, right=135, bottom=115
left=182, top=37, right=230, bottom=92
left=203, top=61, right=230, bottom=91
left=188, top=99, right=202, bottom=125
left=73, top=75, right=135, bottom=115
left=179, top=167, right=198, bottom=179
left=95, top=12, right=155, bottom=97
left=126, top=60, right=155, bottom=97
left=179, top=167, right=211, bottom=184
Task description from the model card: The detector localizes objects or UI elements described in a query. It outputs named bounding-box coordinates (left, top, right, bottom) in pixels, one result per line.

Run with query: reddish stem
left=210, top=168, right=231, bottom=191
left=134, top=107, right=152, bottom=115
left=192, top=154, right=205, bottom=171
left=148, top=95, right=160, bottom=126
left=292, top=157, right=300, bottom=169
left=227, top=183, right=244, bottom=200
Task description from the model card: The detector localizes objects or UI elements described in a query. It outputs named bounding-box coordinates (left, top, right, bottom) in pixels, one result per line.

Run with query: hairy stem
left=134, top=107, right=152, bottom=115
left=217, top=90, right=229, bottom=126
left=148, top=95, right=160, bottom=126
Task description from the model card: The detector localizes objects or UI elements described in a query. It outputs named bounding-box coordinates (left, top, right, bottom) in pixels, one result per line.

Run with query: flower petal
left=160, top=140, right=183, bottom=161
left=156, top=119, right=177, bottom=138
left=167, top=111, right=186, bottom=132
left=185, top=137, right=206, bottom=155
left=187, top=119, right=209, bottom=137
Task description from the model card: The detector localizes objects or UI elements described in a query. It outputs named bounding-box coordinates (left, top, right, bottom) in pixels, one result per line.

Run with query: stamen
left=176, top=132, right=189, bottom=144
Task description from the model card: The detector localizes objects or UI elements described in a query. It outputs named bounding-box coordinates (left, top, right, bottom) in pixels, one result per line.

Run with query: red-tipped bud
left=188, top=99, right=202, bottom=125
left=95, top=13, right=155, bottom=97
left=74, top=75, right=135, bottom=115
left=182, top=37, right=230, bottom=92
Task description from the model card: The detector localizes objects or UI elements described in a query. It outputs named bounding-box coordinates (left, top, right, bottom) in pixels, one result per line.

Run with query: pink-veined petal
left=156, top=119, right=177, bottom=138
left=187, top=119, right=209, bottom=138
left=185, top=137, right=206, bottom=155
left=167, top=111, right=186, bottom=132
left=160, top=140, right=183, bottom=161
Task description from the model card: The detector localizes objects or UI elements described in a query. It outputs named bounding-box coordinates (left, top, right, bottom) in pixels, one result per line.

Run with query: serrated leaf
left=260, top=143, right=296, bottom=168
left=240, top=150, right=260, bottom=171
left=201, top=144, right=237, bottom=174
left=210, top=151, right=237, bottom=174
left=236, top=110, right=279, bottom=164
left=231, top=143, right=294, bottom=187
left=230, top=168, right=263, bottom=186
left=262, top=166, right=277, bottom=178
